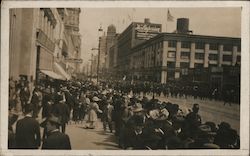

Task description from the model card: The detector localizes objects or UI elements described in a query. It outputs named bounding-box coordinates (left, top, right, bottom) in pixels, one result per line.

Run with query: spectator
left=15, top=104, right=41, bottom=149
left=41, top=115, right=71, bottom=149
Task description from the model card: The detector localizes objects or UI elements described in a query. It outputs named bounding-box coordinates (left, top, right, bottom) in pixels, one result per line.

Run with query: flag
left=167, top=9, right=174, bottom=22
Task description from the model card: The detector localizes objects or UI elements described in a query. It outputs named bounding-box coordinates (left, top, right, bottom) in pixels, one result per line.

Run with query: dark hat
left=205, top=121, right=217, bottom=132
left=40, top=115, right=61, bottom=127
left=218, top=122, right=231, bottom=130
left=24, top=104, right=33, bottom=114
left=198, top=124, right=217, bottom=136
left=193, top=103, right=199, bottom=109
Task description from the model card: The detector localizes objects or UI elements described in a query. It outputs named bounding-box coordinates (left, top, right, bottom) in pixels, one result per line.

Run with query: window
left=237, top=56, right=241, bottom=62
left=209, top=54, right=218, bottom=61
left=194, top=63, right=203, bottom=68
left=195, top=53, right=204, bottom=60
left=223, top=44, right=233, bottom=51
left=167, top=62, right=176, bottom=68
left=181, top=52, right=190, bottom=59
left=168, top=40, right=176, bottom=47
left=159, top=42, right=163, bottom=48
left=168, top=51, right=176, bottom=58
left=180, top=62, right=189, bottom=68
left=210, top=43, right=218, bottom=50
left=181, top=41, right=191, bottom=48
left=195, top=42, right=205, bottom=49
left=223, top=55, right=232, bottom=62
left=237, top=45, right=241, bottom=52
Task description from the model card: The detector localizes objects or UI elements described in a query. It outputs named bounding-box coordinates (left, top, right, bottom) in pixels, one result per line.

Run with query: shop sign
left=135, top=24, right=161, bottom=40
left=65, top=58, right=83, bottom=63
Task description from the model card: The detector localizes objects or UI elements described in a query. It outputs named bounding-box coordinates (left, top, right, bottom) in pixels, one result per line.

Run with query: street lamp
left=91, top=25, right=103, bottom=84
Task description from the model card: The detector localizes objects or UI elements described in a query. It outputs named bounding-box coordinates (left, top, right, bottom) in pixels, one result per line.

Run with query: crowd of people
left=8, top=77, right=240, bottom=150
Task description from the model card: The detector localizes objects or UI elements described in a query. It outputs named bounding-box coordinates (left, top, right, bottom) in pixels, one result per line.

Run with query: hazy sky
left=79, top=7, right=241, bottom=65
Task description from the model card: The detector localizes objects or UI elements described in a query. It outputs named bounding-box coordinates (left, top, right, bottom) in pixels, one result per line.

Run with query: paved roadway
left=66, top=121, right=119, bottom=150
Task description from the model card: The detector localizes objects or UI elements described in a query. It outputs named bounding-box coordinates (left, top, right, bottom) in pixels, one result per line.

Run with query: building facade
left=116, top=18, right=162, bottom=78
left=9, top=8, right=82, bottom=87
left=129, top=33, right=240, bottom=92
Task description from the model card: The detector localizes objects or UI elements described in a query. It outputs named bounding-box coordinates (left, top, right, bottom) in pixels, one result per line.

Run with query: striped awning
left=54, top=62, right=71, bottom=80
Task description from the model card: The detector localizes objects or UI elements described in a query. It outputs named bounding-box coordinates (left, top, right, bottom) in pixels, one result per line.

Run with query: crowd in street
left=8, top=77, right=240, bottom=150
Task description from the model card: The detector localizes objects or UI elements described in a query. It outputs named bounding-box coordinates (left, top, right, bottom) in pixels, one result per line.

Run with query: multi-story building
left=108, top=34, right=119, bottom=77
left=105, top=24, right=117, bottom=69
left=116, top=18, right=162, bottom=78
left=63, top=8, right=82, bottom=75
left=9, top=8, right=82, bottom=87
left=130, top=32, right=240, bottom=82
left=127, top=18, right=240, bottom=93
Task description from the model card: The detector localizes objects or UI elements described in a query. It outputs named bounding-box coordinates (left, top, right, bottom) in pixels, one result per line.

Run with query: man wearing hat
left=30, top=87, right=40, bottom=118
left=41, top=115, right=71, bottom=149
left=184, top=103, right=202, bottom=139
left=15, top=104, right=41, bottom=149
left=187, top=124, right=219, bottom=149
left=51, top=91, right=70, bottom=133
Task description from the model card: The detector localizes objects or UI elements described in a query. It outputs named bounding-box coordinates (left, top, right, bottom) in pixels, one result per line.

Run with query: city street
left=12, top=93, right=240, bottom=150
left=66, top=95, right=240, bottom=149
left=6, top=7, right=244, bottom=151
left=66, top=121, right=119, bottom=150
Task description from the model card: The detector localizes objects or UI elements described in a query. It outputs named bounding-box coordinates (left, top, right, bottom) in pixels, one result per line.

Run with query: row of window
left=167, top=62, right=240, bottom=69
left=168, top=41, right=241, bottom=51
left=168, top=51, right=240, bottom=62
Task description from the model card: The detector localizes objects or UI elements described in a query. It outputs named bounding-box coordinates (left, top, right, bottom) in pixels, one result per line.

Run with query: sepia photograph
left=1, top=1, right=250, bottom=156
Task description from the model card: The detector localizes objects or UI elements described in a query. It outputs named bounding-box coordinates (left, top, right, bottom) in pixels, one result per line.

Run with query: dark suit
left=15, top=116, right=41, bottom=149
left=31, top=92, right=40, bottom=118
left=42, top=130, right=71, bottom=149
left=52, top=102, right=70, bottom=133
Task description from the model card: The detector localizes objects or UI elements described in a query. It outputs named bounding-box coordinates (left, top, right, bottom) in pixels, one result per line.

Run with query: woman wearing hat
left=85, top=96, right=102, bottom=129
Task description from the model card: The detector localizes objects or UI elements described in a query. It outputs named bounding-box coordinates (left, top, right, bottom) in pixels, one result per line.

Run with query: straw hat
left=92, top=96, right=101, bottom=102
left=132, top=103, right=144, bottom=113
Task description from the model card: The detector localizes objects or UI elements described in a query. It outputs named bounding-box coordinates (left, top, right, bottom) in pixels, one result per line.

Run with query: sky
left=79, top=7, right=241, bottom=66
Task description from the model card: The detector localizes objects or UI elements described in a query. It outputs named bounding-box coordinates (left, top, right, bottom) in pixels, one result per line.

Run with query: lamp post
left=91, top=25, right=103, bottom=85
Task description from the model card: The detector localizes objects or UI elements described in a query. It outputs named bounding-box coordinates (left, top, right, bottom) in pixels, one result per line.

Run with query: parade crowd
left=8, top=77, right=240, bottom=150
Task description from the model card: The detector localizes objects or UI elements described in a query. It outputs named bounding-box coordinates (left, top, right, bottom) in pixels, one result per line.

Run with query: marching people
left=41, top=115, right=71, bottom=149
left=15, top=104, right=41, bottom=149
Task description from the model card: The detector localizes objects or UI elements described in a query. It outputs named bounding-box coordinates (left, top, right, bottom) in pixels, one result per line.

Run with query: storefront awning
left=54, top=62, right=71, bottom=80
left=40, top=70, right=65, bottom=80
